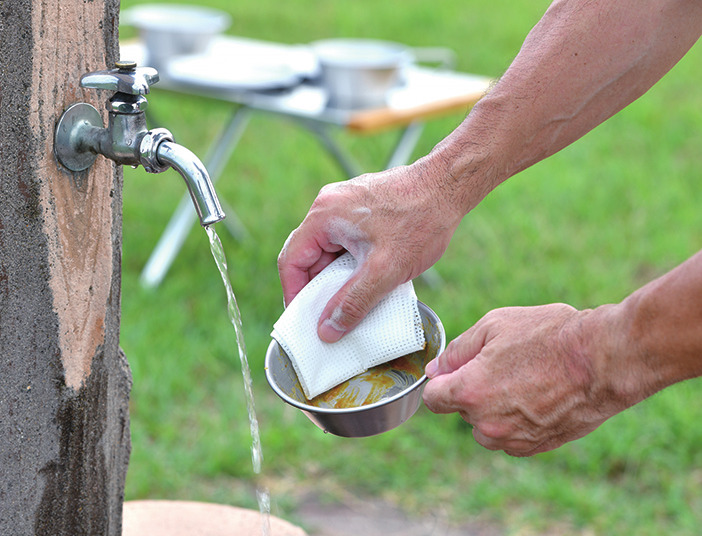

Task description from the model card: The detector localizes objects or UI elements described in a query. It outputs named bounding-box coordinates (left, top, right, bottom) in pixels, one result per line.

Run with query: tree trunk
left=0, top=0, right=130, bottom=535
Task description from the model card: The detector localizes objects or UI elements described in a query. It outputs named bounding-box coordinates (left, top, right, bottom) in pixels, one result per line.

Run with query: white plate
left=167, top=55, right=302, bottom=91
left=165, top=37, right=318, bottom=91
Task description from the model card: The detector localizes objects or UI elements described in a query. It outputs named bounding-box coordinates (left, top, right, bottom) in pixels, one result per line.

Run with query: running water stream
left=206, top=226, right=271, bottom=536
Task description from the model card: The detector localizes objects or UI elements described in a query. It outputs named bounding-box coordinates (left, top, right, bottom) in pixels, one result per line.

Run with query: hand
left=423, top=304, right=627, bottom=457
left=278, top=163, right=463, bottom=343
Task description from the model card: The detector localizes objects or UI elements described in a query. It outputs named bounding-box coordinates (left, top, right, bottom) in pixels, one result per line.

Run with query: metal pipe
left=156, top=141, right=226, bottom=227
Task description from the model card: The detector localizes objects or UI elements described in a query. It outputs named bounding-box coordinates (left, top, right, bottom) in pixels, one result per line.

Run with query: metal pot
left=311, top=39, right=412, bottom=109
left=265, top=301, right=445, bottom=437
left=122, top=4, right=231, bottom=72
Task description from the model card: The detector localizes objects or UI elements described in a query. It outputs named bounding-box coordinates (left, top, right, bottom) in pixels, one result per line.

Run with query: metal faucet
left=54, top=60, right=225, bottom=227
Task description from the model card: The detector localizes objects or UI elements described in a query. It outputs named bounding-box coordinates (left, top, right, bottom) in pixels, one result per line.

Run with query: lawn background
left=118, top=1, right=702, bottom=534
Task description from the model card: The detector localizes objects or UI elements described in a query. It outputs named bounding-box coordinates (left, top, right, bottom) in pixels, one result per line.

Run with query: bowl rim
left=310, top=38, right=412, bottom=69
left=265, top=301, right=445, bottom=415
left=265, top=342, right=429, bottom=415
left=122, top=4, right=231, bottom=33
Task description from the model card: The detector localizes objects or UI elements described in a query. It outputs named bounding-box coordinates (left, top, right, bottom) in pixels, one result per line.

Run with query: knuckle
left=502, top=439, right=536, bottom=454
left=316, top=180, right=356, bottom=203
left=477, top=421, right=511, bottom=441
left=422, top=387, right=442, bottom=413
left=337, top=295, right=371, bottom=326
left=477, top=310, right=502, bottom=332
left=439, top=344, right=465, bottom=375
left=317, top=181, right=341, bottom=197
left=449, top=381, right=474, bottom=410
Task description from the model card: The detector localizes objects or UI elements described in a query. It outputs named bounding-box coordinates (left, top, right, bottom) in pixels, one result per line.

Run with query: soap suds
left=351, top=206, right=372, bottom=217
left=324, top=306, right=347, bottom=333
left=326, top=214, right=372, bottom=264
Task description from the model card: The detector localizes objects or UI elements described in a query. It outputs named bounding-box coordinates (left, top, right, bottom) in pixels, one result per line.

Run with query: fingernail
left=425, top=358, right=439, bottom=378
left=319, top=319, right=346, bottom=343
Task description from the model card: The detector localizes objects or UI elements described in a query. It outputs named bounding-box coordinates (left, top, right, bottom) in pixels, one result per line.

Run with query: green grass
left=118, top=1, right=702, bottom=534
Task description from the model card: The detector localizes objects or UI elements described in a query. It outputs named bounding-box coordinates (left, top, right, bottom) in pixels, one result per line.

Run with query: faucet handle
left=80, top=61, right=160, bottom=95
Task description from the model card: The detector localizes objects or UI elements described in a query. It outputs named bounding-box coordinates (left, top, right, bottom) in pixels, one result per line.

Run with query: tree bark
left=0, top=0, right=130, bottom=534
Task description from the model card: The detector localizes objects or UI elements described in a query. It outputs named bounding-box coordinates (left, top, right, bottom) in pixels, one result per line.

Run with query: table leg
left=299, top=119, right=364, bottom=178
left=385, top=121, right=424, bottom=169
left=139, top=106, right=252, bottom=288
left=384, top=122, right=443, bottom=288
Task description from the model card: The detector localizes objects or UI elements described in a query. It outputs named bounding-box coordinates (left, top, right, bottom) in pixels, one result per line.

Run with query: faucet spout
left=155, top=141, right=226, bottom=227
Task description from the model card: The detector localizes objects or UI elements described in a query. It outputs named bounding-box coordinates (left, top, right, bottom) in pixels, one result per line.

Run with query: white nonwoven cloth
left=272, top=252, right=425, bottom=399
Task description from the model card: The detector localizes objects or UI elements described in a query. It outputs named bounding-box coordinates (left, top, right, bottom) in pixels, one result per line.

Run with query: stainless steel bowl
left=311, top=39, right=412, bottom=109
left=122, top=4, right=231, bottom=72
left=265, top=301, right=445, bottom=437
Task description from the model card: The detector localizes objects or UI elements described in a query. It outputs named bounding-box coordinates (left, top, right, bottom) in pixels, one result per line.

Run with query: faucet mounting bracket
left=54, top=103, right=104, bottom=172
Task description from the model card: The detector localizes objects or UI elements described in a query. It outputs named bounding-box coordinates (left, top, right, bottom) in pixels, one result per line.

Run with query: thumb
left=425, top=326, right=485, bottom=378
left=317, top=259, right=400, bottom=343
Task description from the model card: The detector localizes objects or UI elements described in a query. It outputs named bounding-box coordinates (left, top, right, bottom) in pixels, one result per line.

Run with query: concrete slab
left=123, top=500, right=307, bottom=536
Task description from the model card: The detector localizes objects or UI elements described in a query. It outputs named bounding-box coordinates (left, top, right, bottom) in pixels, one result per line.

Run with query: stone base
left=123, top=500, right=308, bottom=536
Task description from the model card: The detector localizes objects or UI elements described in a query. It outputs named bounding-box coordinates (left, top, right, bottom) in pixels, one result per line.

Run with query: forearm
left=585, top=251, right=702, bottom=408
left=422, top=0, right=702, bottom=215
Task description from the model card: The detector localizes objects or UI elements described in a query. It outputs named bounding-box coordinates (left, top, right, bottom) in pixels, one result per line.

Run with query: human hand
left=422, top=304, right=629, bottom=457
left=278, top=163, right=463, bottom=343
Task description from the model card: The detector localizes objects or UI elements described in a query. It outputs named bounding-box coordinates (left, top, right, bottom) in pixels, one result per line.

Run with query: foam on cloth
left=272, top=252, right=425, bottom=399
